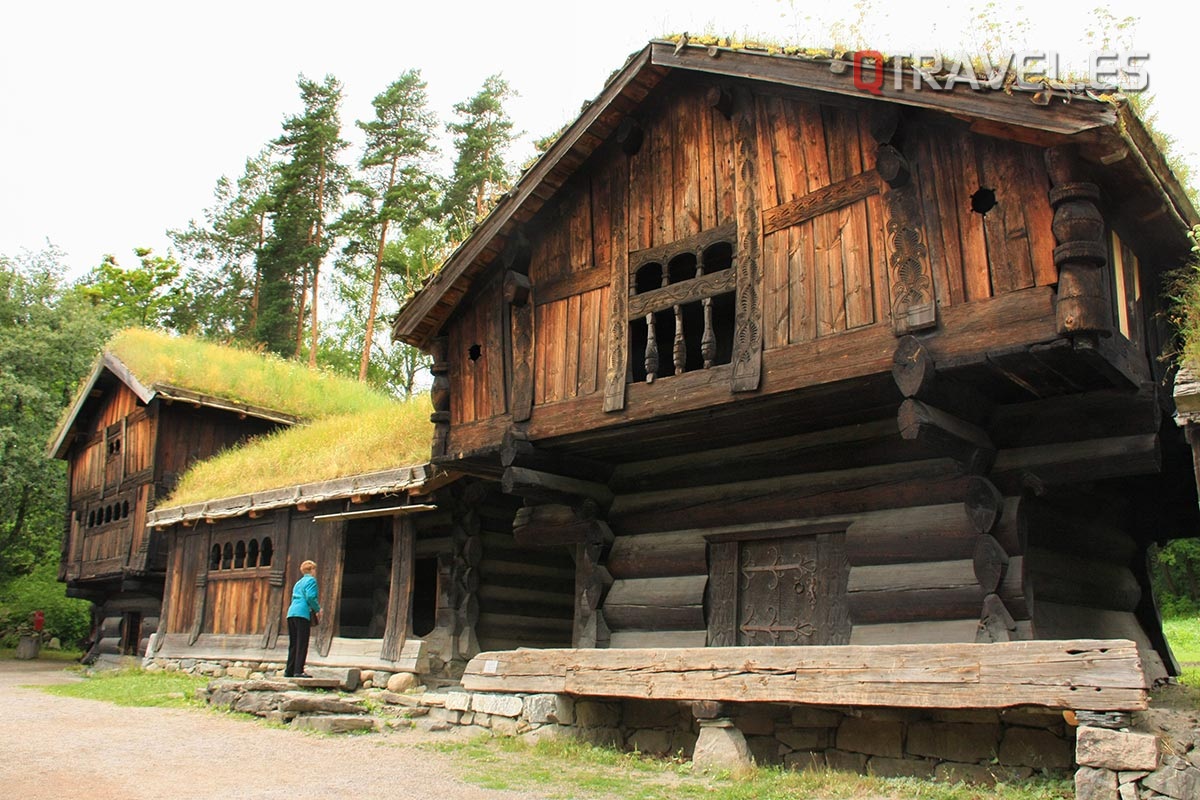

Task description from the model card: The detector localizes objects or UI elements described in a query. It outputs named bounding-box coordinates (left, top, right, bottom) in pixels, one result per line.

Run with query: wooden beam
left=762, top=170, right=881, bottom=235
left=501, top=466, right=614, bottom=510
left=462, top=639, right=1147, bottom=711
left=513, top=504, right=605, bottom=548
left=898, top=398, right=995, bottom=473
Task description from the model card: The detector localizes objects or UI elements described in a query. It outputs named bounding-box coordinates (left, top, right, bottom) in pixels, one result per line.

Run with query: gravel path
left=0, top=660, right=536, bottom=800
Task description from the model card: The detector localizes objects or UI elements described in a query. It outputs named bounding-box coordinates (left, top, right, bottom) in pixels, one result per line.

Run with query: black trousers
left=286, top=616, right=311, bottom=677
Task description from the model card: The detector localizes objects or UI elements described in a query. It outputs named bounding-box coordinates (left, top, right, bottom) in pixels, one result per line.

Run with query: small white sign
left=483, top=659, right=499, bottom=674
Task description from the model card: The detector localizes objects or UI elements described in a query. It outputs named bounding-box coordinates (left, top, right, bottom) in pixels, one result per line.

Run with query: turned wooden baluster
left=698, top=253, right=715, bottom=368
left=644, top=312, right=658, bottom=382
left=672, top=304, right=685, bottom=375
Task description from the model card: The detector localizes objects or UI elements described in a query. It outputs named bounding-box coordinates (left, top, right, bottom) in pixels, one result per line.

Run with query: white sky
left=2, top=0, right=1196, bottom=274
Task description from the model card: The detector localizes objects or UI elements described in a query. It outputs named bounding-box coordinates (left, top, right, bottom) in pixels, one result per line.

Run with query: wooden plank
left=564, top=293, right=581, bottom=399
left=698, top=92, right=718, bottom=231
left=591, top=162, right=613, bottom=271
left=381, top=516, right=413, bottom=662
left=1021, top=144, right=1058, bottom=288
left=799, top=103, right=843, bottom=337
left=731, top=85, right=763, bottom=391
left=533, top=266, right=609, bottom=307
left=849, top=619, right=982, bottom=645
left=609, top=630, right=707, bottom=649
left=462, top=638, right=1147, bottom=710
left=568, top=181, right=592, bottom=273
left=979, top=137, right=1036, bottom=295
left=712, top=105, right=736, bottom=226
left=628, top=267, right=736, bottom=318
left=788, top=101, right=817, bottom=345
left=827, top=106, right=874, bottom=330
left=675, top=91, right=702, bottom=239
left=763, top=170, right=881, bottom=235
left=485, top=281, right=506, bottom=418
left=650, top=102, right=674, bottom=249
left=760, top=95, right=790, bottom=350
left=953, top=130, right=992, bottom=301
left=578, top=289, right=599, bottom=396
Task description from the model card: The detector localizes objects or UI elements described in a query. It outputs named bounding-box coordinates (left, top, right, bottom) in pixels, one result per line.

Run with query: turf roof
left=162, top=395, right=433, bottom=508
left=105, top=328, right=397, bottom=420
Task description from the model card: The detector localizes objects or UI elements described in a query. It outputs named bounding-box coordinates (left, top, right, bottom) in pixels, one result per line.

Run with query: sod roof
left=157, top=394, right=434, bottom=513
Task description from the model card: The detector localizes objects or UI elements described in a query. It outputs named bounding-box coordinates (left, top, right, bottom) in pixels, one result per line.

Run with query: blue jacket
left=287, top=574, right=321, bottom=620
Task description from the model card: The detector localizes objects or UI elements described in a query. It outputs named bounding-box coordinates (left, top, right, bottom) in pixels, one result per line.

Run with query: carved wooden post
left=453, top=482, right=486, bottom=660
left=574, top=519, right=614, bottom=649
left=381, top=515, right=414, bottom=662
left=873, top=110, right=936, bottom=335
left=603, top=154, right=630, bottom=412
left=730, top=85, right=763, bottom=392
left=644, top=312, right=659, bottom=382
left=188, top=572, right=207, bottom=646
left=429, top=337, right=451, bottom=457
left=1045, top=146, right=1109, bottom=336
left=505, top=271, right=534, bottom=423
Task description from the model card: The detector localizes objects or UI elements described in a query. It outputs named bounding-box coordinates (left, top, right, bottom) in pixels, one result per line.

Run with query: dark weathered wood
left=964, top=476, right=1005, bottom=535
left=505, top=272, right=535, bottom=423
left=706, top=541, right=737, bottom=647
left=1028, top=547, right=1141, bottom=612
left=974, top=534, right=1010, bottom=594
left=898, top=398, right=995, bottom=473
left=380, top=516, right=414, bottom=662
left=513, top=504, right=605, bottom=548
left=501, top=467, right=614, bottom=510
left=978, top=593, right=1017, bottom=643
left=891, top=336, right=992, bottom=424
left=761, top=170, right=881, bottom=235
left=500, top=430, right=613, bottom=483
left=990, top=433, right=1160, bottom=493
left=462, top=638, right=1148, bottom=710
left=1018, top=495, right=1137, bottom=564
left=999, top=555, right=1032, bottom=619
left=730, top=85, right=763, bottom=392
left=848, top=560, right=984, bottom=624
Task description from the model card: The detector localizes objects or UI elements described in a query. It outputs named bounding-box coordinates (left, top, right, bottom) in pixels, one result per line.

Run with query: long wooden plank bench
left=462, top=639, right=1148, bottom=711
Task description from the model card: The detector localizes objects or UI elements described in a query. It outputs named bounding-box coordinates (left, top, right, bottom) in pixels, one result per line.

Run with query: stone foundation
left=144, top=656, right=411, bottom=691
left=194, top=676, right=1200, bottom=798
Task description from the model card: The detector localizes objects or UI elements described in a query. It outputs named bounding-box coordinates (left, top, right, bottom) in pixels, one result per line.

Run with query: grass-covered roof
left=106, top=328, right=397, bottom=420
left=163, top=395, right=433, bottom=508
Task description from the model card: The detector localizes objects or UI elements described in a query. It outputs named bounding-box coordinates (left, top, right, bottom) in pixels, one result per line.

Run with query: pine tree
left=341, top=70, right=438, bottom=381
left=255, top=74, right=348, bottom=360
left=443, top=74, right=517, bottom=243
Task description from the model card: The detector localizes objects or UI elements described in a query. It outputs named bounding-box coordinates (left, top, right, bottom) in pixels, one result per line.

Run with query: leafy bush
left=1152, top=540, right=1200, bottom=618
left=0, top=564, right=91, bottom=647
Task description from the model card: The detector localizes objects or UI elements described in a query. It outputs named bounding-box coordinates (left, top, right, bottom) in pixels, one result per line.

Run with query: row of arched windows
left=209, top=537, right=273, bottom=571
left=87, top=500, right=131, bottom=528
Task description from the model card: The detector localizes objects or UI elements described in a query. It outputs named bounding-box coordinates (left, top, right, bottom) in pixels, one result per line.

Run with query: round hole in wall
left=970, top=187, right=997, bottom=215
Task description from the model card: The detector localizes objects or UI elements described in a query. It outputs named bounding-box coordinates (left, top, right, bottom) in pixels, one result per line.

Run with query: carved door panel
left=708, top=529, right=849, bottom=647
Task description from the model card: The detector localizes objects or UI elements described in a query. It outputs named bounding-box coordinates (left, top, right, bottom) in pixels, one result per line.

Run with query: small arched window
left=222, top=542, right=233, bottom=570
left=234, top=540, right=246, bottom=569
left=247, top=539, right=260, bottom=568
left=260, top=538, right=273, bottom=568
left=210, top=545, right=222, bottom=571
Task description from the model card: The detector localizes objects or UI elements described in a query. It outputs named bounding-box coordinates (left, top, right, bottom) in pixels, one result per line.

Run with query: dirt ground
left=0, top=660, right=533, bottom=800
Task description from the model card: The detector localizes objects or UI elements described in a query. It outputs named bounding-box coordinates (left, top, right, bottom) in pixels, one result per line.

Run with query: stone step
left=291, top=714, right=377, bottom=734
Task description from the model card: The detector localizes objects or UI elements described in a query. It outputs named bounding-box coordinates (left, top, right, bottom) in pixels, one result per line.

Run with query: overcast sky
left=2, top=0, right=1195, bottom=274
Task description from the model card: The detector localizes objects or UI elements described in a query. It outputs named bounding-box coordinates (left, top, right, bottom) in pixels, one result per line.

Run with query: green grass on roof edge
left=105, top=328, right=398, bottom=421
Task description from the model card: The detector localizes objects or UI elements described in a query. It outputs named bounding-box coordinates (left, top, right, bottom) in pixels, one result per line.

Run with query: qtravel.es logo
left=849, top=50, right=1150, bottom=95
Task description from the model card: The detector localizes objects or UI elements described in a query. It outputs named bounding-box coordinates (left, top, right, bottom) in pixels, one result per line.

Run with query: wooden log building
left=388, top=40, right=1200, bottom=687
left=48, top=340, right=295, bottom=660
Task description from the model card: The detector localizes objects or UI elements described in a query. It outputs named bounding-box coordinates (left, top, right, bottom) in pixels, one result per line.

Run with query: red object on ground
left=32, top=610, right=44, bottom=632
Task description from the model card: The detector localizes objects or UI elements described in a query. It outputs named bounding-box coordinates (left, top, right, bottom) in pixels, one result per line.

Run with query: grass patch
left=164, top=396, right=431, bottom=505
left=0, top=648, right=83, bottom=662
left=1163, top=615, right=1200, bottom=664
left=427, top=735, right=1073, bottom=800
left=39, top=668, right=207, bottom=708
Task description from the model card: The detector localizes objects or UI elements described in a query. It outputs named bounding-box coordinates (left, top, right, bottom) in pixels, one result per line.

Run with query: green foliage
left=255, top=74, right=350, bottom=357
left=1153, top=539, right=1200, bottom=617
left=443, top=74, right=518, bottom=243
left=0, top=247, right=111, bottom=576
left=0, top=564, right=91, bottom=647
left=1163, top=615, right=1200, bottom=662
left=78, top=248, right=184, bottom=329
left=40, top=667, right=207, bottom=708
left=169, top=149, right=277, bottom=342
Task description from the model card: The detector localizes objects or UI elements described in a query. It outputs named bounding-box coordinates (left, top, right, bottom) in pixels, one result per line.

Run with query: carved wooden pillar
left=452, top=482, right=486, bottom=661
left=505, top=271, right=534, bottom=423
left=872, top=109, right=936, bottom=335
left=730, top=86, right=763, bottom=392
left=603, top=155, right=631, bottom=412
left=574, top=519, right=614, bottom=649
left=429, top=337, right=451, bottom=457
left=1045, top=146, right=1109, bottom=336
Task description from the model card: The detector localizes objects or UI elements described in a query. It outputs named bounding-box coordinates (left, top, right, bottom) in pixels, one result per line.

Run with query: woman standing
left=285, top=559, right=321, bottom=678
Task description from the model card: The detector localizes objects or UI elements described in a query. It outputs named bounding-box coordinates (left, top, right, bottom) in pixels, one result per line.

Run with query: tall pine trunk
left=309, top=151, right=327, bottom=368
left=359, top=157, right=399, bottom=382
